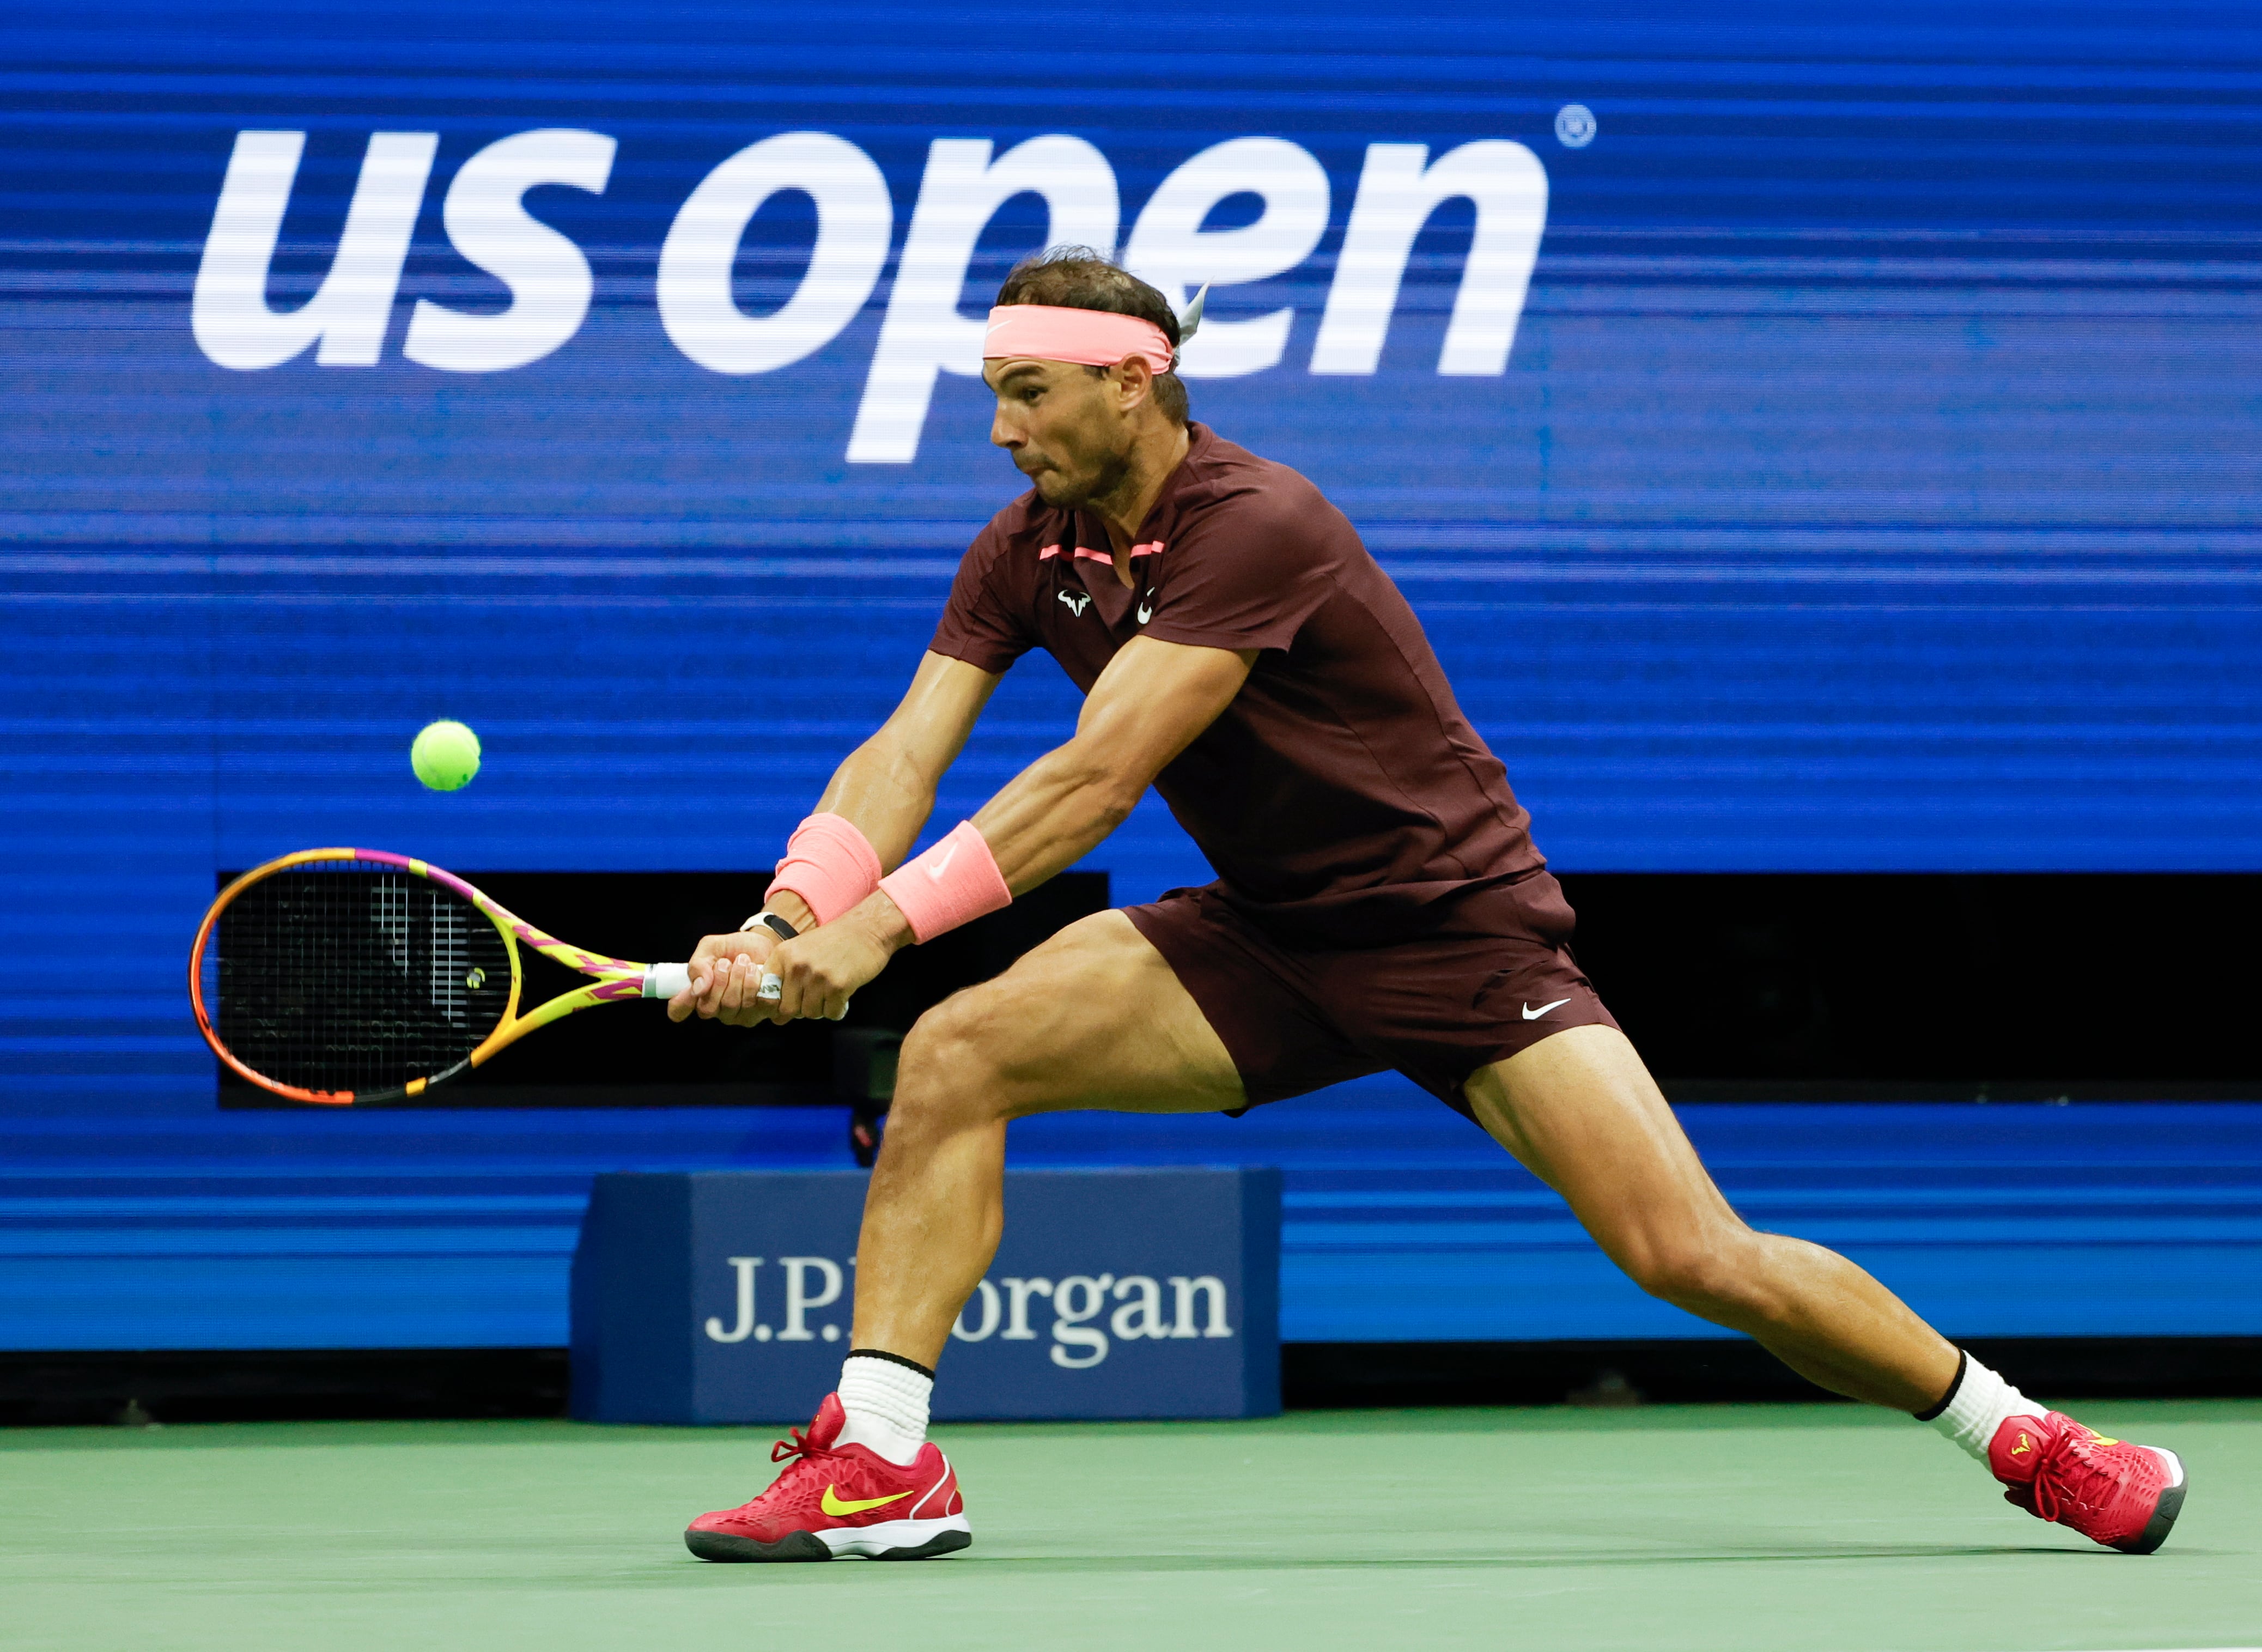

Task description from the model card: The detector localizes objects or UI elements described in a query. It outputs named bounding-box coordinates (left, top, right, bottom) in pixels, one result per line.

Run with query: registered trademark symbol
left=1555, top=104, right=1597, bottom=148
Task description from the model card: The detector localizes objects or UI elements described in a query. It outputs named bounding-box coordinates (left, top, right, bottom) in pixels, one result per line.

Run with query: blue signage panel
left=570, top=1168, right=1281, bottom=1424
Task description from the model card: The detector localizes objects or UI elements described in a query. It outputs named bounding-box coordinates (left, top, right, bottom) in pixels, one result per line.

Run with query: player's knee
left=1623, top=1225, right=1766, bottom=1317
left=890, top=993, right=1011, bottom=1130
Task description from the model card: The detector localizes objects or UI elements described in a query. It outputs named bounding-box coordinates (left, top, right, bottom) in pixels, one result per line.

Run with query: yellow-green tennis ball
left=411, top=720, right=481, bottom=792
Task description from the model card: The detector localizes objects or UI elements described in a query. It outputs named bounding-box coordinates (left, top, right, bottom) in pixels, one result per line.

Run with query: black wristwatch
left=741, top=910, right=799, bottom=942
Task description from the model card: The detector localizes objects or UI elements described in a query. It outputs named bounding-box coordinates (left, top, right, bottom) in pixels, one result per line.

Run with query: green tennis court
left=8, top=1401, right=2255, bottom=1652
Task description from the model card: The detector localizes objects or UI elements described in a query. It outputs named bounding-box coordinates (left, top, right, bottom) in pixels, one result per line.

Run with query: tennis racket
left=190, top=847, right=694, bottom=1107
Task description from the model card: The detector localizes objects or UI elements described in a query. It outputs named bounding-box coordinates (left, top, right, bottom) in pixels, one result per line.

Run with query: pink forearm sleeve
left=878, top=821, right=1012, bottom=943
left=767, top=813, right=883, bottom=925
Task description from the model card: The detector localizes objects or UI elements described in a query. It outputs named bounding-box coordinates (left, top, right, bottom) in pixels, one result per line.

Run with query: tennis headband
left=982, top=284, right=1208, bottom=373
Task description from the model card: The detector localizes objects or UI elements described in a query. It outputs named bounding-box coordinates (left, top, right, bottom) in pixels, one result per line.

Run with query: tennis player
left=667, top=249, right=2186, bottom=1562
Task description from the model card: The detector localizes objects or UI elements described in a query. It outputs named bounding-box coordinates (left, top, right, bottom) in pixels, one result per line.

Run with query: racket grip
left=642, top=962, right=692, bottom=999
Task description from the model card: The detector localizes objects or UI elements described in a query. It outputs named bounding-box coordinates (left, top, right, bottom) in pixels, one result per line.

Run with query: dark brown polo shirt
left=929, top=422, right=1550, bottom=946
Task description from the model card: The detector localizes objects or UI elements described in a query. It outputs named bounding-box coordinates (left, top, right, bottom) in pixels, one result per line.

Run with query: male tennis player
left=666, top=249, right=2186, bottom=1563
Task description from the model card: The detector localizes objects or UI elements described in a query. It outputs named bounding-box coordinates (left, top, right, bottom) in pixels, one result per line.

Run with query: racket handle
left=641, top=962, right=847, bottom=1021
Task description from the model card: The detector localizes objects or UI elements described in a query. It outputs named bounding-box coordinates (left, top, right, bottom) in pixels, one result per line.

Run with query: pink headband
left=983, top=305, right=1173, bottom=374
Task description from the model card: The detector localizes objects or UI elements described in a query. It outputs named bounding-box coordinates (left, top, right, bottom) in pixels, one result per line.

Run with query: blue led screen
left=9, top=2, right=2261, bottom=890
left=4, top=3, right=2261, bottom=1349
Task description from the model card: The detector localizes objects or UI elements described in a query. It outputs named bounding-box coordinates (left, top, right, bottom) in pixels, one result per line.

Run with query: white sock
left=834, top=1352, right=932, bottom=1467
left=1922, top=1352, right=2040, bottom=1462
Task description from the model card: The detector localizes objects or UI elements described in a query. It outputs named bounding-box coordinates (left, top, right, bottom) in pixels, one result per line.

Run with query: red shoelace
left=771, top=1423, right=832, bottom=1467
left=737, top=1423, right=843, bottom=1514
left=2026, top=1424, right=2125, bottom=1523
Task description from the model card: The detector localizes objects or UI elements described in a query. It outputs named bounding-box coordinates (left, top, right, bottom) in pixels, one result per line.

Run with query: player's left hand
left=671, top=928, right=780, bottom=1026
left=759, top=921, right=892, bottom=1023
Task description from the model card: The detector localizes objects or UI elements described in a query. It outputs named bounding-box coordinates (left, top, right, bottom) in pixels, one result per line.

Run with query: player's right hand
left=669, top=930, right=782, bottom=1027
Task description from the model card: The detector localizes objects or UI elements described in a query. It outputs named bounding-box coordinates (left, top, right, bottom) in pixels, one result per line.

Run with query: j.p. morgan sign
left=570, top=1169, right=1281, bottom=1423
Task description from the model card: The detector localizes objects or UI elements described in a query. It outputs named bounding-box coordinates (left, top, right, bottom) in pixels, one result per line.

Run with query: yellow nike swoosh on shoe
left=821, top=1486, right=914, bottom=1518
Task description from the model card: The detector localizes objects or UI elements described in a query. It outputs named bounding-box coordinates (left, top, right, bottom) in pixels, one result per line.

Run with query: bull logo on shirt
left=1057, top=591, right=1092, bottom=618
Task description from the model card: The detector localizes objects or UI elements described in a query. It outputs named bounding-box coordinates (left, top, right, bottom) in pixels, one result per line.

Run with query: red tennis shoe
left=683, top=1393, right=970, bottom=1562
left=1989, top=1411, right=2186, bottom=1553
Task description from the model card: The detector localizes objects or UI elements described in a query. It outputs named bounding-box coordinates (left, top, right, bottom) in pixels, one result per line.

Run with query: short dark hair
left=995, top=246, right=1190, bottom=426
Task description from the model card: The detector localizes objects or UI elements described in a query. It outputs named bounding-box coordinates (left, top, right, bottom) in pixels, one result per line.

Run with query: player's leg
left=1464, top=1024, right=2187, bottom=1552
left=685, top=908, right=1248, bottom=1562
left=1464, top=1024, right=1954, bottom=1407
left=848, top=907, right=1245, bottom=1364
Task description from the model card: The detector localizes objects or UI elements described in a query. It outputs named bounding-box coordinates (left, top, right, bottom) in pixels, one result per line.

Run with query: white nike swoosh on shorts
left=1523, top=998, right=1571, bottom=1021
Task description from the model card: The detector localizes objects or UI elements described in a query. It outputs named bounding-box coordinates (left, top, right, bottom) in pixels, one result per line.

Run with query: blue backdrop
left=3, top=2, right=2259, bottom=1351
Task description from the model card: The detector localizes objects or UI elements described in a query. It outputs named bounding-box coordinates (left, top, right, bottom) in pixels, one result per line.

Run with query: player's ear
left=1115, top=355, right=1154, bottom=417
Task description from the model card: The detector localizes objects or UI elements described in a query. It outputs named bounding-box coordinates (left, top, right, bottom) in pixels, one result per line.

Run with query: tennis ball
left=411, top=720, right=481, bottom=792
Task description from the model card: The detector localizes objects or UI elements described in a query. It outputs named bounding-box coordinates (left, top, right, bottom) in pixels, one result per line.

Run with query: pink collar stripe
left=1038, top=542, right=1164, bottom=566
left=984, top=305, right=1173, bottom=373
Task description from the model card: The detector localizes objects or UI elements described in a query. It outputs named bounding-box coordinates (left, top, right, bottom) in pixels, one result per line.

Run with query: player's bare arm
left=752, top=634, right=1254, bottom=1024
left=668, top=650, right=1001, bottom=1025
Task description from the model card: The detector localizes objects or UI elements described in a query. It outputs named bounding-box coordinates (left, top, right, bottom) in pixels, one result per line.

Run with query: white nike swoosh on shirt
left=1522, top=998, right=1571, bottom=1021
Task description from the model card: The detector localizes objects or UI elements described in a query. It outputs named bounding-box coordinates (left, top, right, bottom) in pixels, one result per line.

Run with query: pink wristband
left=768, top=813, right=882, bottom=925
left=879, top=821, right=1012, bottom=943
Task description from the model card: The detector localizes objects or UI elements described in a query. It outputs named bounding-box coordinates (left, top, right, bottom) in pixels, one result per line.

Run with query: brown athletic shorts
left=1123, top=874, right=1619, bottom=1119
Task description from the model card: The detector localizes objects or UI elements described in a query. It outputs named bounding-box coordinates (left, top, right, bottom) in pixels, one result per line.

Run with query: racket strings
left=215, top=863, right=512, bottom=1093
